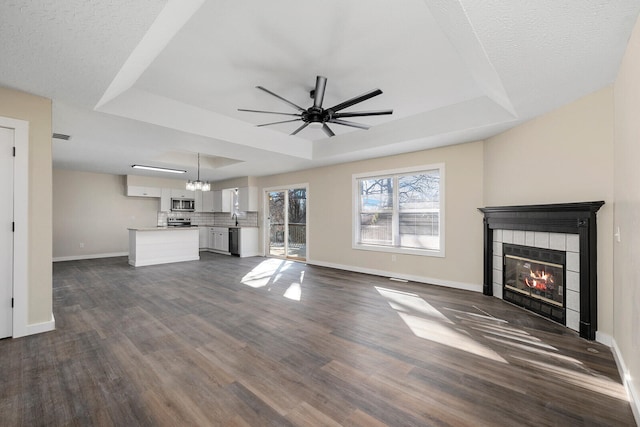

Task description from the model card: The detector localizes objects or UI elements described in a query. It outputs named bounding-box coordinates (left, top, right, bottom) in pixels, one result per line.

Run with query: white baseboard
left=596, top=331, right=613, bottom=347
left=14, top=313, right=55, bottom=338
left=306, top=259, right=482, bottom=293
left=53, top=252, right=128, bottom=262
left=611, top=338, right=640, bottom=425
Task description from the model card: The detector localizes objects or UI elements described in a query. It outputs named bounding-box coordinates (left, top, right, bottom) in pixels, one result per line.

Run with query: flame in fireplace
left=524, top=269, right=554, bottom=291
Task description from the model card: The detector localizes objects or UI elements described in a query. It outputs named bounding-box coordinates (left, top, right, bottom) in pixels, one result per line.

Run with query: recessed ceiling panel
left=134, top=0, right=483, bottom=137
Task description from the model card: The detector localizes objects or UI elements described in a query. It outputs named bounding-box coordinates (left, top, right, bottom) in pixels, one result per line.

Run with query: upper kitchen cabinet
left=213, top=189, right=233, bottom=213
left=237, top=186, right=258, bottom=212
left=160, top=188, right=171, bottom=212
left=201, top=191, right=215, bottom=212
left=171, top=189, right=195, bottom=199
left=126, top=185, right=161, bottom=198
left=194, top=191, right=203, bottom=212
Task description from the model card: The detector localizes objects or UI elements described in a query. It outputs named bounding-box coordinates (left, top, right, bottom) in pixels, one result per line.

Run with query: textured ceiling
left=1, top=0, right=639, bottom=182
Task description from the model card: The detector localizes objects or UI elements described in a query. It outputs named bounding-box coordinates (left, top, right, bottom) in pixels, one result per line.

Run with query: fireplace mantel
left=478, top=201, right=604, bottom=339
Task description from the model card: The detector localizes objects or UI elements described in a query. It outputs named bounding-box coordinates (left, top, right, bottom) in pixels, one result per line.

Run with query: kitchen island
left=128, top=227, right=199, bottom=267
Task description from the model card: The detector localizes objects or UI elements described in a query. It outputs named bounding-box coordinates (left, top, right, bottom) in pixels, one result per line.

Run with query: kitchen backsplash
left=157, top=211, right=258, bottom=227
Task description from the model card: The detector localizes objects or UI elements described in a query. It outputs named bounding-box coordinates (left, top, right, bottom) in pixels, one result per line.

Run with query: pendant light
left=186, top=153, right=210, bottom=191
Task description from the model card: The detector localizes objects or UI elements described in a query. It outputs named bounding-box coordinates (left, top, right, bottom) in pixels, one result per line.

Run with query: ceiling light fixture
left=132, top=164, right=186, bottom=174
left=186, top=153, right=210, bottom=191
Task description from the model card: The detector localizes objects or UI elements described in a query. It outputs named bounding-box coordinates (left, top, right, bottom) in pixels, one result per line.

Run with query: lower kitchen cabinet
left=208, top=227, right=229, bottom=253
left=199, top=227, right=209, bottom=249
left=238, top=227, right=260, bottom=257
left=201, top=227, right=259, bottom=257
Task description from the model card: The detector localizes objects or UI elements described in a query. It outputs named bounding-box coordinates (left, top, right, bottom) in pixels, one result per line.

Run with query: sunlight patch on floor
left=375, top=286, right=507, bottom=364
left=283, top=272, right=304, bottom=301
left=513, top=356, right=629, bottom=401
left=240, top=259, right=289, bottom=288
left=485, top=335, right=583, bottom=365
left=375, top=287, right=452, bottom=323
left=473, top=326, right=558, bottom=351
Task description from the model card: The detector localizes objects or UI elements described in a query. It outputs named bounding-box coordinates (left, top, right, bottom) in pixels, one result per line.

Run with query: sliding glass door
left=267, top=187, right=307, bottom=261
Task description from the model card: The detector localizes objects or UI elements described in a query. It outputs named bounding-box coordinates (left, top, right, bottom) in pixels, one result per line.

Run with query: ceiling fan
left=238, top=75, right=393, bottom=137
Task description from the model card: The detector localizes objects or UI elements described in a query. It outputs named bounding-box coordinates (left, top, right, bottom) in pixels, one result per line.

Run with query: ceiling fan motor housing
left=239, top=75, right=392, bottom=136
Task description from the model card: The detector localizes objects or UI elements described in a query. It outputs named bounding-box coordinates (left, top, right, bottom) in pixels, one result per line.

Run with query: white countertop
left=128, top=226, right=199, bottom=231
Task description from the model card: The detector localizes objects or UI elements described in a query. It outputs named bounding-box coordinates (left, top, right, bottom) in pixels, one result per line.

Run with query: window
left=353, top=164, right=444, bottom=256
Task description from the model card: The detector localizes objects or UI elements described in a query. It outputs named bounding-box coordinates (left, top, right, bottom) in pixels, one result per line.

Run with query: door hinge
left=11, top=298, right=14, bottom=308
left=13, top=146, right=16, bottom=157
left=12, top=222, right=15, bottom=232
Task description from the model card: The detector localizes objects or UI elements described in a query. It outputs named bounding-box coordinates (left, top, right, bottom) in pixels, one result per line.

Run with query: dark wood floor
left=0, top=253, right=635, bottom=426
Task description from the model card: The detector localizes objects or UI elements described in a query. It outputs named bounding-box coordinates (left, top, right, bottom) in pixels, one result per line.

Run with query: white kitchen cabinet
left=208, top=227, right=216, bottom=249
left=171, top=189, right=195, bottom=199
left=209, top=227, right=229, bottom=252
left=198, top=227, right=209, bottom=249
left=238, top=227, right=260, bottom=257
left=212, top=191, right=222, bottom=212
left=201, top=191, right=214, bottom=212
left=194, top=191, right=203, bottom=212
left=127, top=185, right=161, bottom=198
left=160, top=188, right=171, bottom=212
left=213, top=189, right=233, bottom=212
left=237, top=186, right=258, bottom=212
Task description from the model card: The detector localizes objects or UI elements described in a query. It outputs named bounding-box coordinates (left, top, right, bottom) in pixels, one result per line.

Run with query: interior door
left=0, top=127, right=14, bottom=338
left=267, top=188, right=307, bottom=261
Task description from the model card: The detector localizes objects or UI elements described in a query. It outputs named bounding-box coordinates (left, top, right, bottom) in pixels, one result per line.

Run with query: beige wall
left=484, top=87, right=615, bottom=337
left=258, top=141, right=485, bottom=289
left=0, top=86, right=52, bottom=325
left=613, top=11, right=640, bottom=418
left=53, top=170, right=159, bottom=259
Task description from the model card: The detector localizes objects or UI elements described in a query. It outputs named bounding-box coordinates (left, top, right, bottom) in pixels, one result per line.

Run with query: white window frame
left=352, top=163, right=445, bottom=258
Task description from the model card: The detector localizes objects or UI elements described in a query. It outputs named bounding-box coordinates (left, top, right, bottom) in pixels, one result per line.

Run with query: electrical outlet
left=391, top=254, right=397, bottom=262
left=79, top=242, right=85, bottom=248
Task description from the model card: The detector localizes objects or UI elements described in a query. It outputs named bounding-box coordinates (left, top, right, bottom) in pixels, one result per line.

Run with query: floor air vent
left=52, top=133, right=71, bottom=141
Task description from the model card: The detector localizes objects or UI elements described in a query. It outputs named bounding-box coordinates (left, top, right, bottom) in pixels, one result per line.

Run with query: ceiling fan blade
left=327, top=89, right=383, bottom=113
left=291, top=122, right=310, bottom=135
left=313, top=75, right=327, bottom=108
left=256, top=86, right=306, bottom=112
left=332, top=109, right=393, bottom=118
left=329, top=118, right=370, bottom=130
left=256, top=118, right=302, bottom=127
left=238, top=108, right=301, bottom=117
left=322, top=124, right=335, bottom=137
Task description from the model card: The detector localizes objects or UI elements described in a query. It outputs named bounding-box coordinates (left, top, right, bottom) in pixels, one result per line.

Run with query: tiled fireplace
left=479, top=202, right=604, bottom=340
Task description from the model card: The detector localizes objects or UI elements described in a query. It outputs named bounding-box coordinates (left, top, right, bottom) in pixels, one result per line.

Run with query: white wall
left=613, top=11, right=640, bottom=421
left=53, top=170, right=159, bottom=260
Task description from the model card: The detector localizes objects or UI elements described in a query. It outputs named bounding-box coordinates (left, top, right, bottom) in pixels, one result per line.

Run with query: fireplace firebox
left=503, top=244, right=565, bottom=324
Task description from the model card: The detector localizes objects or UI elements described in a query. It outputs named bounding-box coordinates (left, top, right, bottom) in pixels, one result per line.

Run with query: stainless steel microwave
left=171, top=198, right=195, bottom=212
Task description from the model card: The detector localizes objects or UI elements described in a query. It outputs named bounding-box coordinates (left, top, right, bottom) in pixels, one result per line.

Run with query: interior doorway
left=266, top=186, right=307, bottom=261
left=0, top=126, right=14, bottom=338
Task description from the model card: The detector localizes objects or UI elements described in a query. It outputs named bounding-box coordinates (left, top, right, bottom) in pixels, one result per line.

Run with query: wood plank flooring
left=0, top=252, right=636, bottom=426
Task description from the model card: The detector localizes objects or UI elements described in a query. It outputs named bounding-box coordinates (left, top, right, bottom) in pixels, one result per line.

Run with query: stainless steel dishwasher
left=229, top=228, right=239, bottom=256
